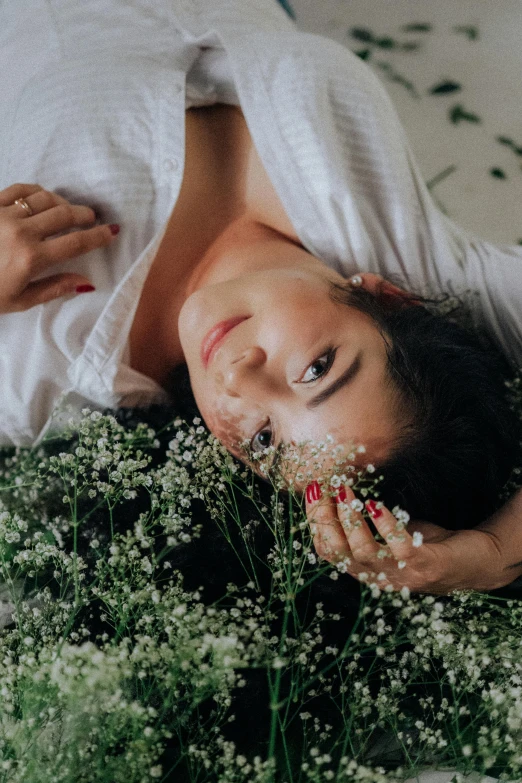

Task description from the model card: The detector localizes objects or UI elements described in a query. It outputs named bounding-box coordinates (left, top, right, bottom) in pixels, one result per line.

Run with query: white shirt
left=0, top=0, right=521, bottom=448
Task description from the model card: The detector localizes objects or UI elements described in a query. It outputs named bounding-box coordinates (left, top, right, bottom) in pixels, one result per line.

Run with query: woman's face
left=179, top=263, right=402, bottom=484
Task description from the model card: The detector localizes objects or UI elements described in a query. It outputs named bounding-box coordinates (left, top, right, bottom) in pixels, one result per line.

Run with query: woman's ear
left=357, top=273, right=421, bottom=308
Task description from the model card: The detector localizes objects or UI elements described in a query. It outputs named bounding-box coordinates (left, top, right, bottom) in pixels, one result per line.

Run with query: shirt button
left=163, top=158, right=179, bottom=173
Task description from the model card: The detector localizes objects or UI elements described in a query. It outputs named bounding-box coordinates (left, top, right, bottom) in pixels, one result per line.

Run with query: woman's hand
left=0, top=183, right=120, bottom=313
left=305, top=482, right=510, bottom=594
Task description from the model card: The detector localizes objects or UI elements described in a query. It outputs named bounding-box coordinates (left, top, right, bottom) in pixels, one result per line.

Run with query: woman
left=0, top=0, right=521, bottom=593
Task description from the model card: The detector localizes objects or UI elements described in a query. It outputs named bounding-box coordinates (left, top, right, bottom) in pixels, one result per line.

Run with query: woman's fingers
left=18, top=192, right=119, bottom=267
left=42, top=222, right=118, bottom=263
left=305, top=482, right=351, bottom=564
left=33, top=202, right=98, bottom=238
left=335, top=487, right=382, bottom=563
left=0, top=183, right=44, bottom=206
left=5, top=187, right=57, bottom=217
left=303, top=483, right=464, bottom=594
left=2, top=186, right=119, bottom=268
left=364, top=499, right=417, bottom=562
left=0, top=183, right=121, bottom=313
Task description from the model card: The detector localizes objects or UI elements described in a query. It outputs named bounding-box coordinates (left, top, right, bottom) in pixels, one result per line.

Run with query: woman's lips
left=201, top=316, right=250, bottom=368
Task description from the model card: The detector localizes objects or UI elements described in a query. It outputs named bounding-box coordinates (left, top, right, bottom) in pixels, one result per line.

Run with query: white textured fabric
left=0, top=0, right=521, bottom=448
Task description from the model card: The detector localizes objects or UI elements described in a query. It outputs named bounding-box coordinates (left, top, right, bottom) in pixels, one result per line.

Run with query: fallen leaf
left=453, top=25, right=479, bottom=41
left=449, top=104, right=481, bottom=125
left=429, top=80, right=462, bottom=95
left=402, top=23, right=432, bottom=33
left=350, top=27, right=375, bottom=43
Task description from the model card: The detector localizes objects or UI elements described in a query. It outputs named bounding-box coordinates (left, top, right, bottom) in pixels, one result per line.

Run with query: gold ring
left=13, top=198, right=34, bottom=217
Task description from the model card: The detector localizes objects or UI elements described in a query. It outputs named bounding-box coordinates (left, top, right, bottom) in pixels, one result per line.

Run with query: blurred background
left=278, top=0, right=522, bottom=246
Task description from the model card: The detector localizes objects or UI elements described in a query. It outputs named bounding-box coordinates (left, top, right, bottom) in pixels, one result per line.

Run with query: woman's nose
left=222, top=346, right=266, bottom=398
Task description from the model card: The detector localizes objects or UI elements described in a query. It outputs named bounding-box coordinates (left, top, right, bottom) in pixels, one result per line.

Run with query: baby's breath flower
left=412, top=531, right=424, bottom=547
left=0, top=385, right=519, bottom=781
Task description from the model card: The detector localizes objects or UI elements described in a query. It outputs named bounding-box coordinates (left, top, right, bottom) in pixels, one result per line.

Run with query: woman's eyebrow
left=306, top=352, right=362, bottom=410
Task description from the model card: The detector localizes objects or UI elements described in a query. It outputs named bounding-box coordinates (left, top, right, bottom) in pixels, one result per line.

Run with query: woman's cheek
left=198, top=400, right=246, bottom=453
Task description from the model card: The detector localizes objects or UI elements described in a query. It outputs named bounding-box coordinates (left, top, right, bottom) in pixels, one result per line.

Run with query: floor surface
left=286, top=0, right=522, bottom=246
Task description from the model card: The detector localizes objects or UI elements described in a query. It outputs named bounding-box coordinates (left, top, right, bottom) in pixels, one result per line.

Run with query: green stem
left=426, top=164, right=457, bottom=191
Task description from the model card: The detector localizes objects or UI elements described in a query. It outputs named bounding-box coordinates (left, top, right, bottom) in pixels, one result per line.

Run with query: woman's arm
left=305, top=483, right=522, bottom=594
left=475, top=487, right=522, bottom=583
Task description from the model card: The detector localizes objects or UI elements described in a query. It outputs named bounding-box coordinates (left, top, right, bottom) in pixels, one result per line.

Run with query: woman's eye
left=301, top=348, right=336, bottom=383
left=251, top=424, right=273, bottom=452
left=249, top=347, right=336, bottom=452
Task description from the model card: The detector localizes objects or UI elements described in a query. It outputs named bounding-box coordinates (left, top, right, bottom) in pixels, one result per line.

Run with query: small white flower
left=397, top=560, right=407, bottom=570
left=412, top=531, right=424, bottom=548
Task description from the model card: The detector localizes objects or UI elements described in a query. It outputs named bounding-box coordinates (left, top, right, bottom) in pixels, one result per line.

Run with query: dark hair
left=328, top=281, right=522, bottom=529
left=163, top=283, right=522, bottom=531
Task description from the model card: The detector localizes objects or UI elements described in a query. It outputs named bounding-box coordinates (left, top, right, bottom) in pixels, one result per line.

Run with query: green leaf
left=350, top=27, right=375, bottom=43
left=490, top=168, right=507, bottom=179
left=376, top=62, right=420, bottom=99
left=426, top=164, right=457, bottom=191
left=518, top=239, right=522, bottom=246
left=453, top=25, right=479, bottom=41
left=355, top=49, right=371, bottom=61
left=376, top=37, right=395, bottom=49
left=402, top=23, right=432, bottom=33
left=400, top=42, right=421, bottom=52
left=429, top=80, right=462, bottom=95
left=496, top=136, right=522, bottom=156
left=449, top=104, right=482, bottom=125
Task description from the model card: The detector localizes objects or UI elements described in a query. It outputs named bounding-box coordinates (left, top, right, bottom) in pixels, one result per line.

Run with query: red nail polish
left=365, top=500, right=383, bottom=519
left=76, top=285, right=96, bottom=293
left=306, top=481, right=322, bottom=503
left=335, top=487, right=347, bottom=503
left=109, top=224, right=120, bottom=235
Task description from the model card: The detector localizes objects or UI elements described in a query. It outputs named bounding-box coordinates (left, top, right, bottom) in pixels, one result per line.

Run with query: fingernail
left=306, top=481, right=322, bottom=504
left=76, top=285, right=96, bottom=293
left=365, top=500, right=383, bottom=519
left=335, top=487, right=347, bottom=504
left=109, top=224, right=120, bottom=235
